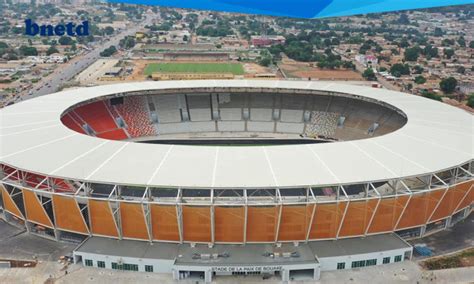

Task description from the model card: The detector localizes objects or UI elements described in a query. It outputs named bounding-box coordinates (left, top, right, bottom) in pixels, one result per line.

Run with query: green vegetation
left=414, top=75, right=426, bottom=84
left=362, top=68, right=377, bottom=81
left=404, top=46, right=421, bottom=61
left=439, top=77, right=457, bottom=94
left=58, top=36, right=74, bottom=46
left=423, top=248, right=474, bottom=270
left=444, top=48, right=454, bottom=59
left=104, top=26, right=115, bottom=35
left=390, top=63, right=410, bottom=77
left=144, top=63, right=244, bottom=75
left=422, top=92, right=442, bottom=101
left=119, top=36, right=136, bottom=49
left=100, top=45, right=117, bottom=57
left=467, top=94, right=474, bottom=108
left=46, top=46, right=59, bottom=55
left=412, top=65, right=424, bottom=74
left=19, top=45, right=38, bottom=56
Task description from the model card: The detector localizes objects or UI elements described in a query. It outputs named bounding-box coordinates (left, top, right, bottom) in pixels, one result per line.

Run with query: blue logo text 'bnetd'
left=24, top=19, right=89, bottom=36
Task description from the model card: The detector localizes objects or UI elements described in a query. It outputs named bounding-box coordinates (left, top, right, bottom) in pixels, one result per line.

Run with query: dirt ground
left=280, top=61, right=362, bottom=80
left=420, top=248, right=474, bottom=270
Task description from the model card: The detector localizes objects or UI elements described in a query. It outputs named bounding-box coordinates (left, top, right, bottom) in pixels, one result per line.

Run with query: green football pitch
left=144, top=62, right=245, bottom=75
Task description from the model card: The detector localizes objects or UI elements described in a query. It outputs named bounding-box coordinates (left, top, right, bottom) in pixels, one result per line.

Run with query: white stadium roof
left=0, top=80, right=473, bottom=188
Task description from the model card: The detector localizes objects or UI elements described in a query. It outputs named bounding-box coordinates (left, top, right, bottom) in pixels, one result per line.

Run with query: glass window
left=123, top=263, right=139, bottom=271
left=337, top=262, right=345, bottom=270
left=366, top=259, right=377, bottom=266
left=111, top=262, right=123, bottom=270
left=383, top=257, right=390, bottom=264
left=145, top=265, right=154, bottom=273
left=351, top=260, right=366, bottom=268
left=394, top=255, right=402, bottom=262
left=97, top=261, right=105, bottom=268
left=85, top=259, right=93, bottom=267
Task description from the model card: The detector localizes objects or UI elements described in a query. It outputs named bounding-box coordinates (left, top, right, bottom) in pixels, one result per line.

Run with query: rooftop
left=0, top=80, right=472, bottom=188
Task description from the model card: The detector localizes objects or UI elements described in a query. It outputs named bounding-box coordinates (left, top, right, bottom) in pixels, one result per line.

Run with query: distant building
left=355, top=55, right=378, bottom=67
left=251, top=35, right=285, bottom=47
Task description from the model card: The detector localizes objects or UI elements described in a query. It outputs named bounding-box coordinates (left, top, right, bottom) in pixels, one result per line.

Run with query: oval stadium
left=0, top=80, right=472, bottom=282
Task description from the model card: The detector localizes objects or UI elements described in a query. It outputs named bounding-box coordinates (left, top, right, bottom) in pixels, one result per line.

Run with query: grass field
left=144, top=62, right=245, bottom=75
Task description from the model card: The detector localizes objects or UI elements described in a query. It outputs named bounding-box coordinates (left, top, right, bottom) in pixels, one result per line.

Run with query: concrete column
left=281, top=269, right=289, bottom=282
left=205, top=270, right=212, bottom=283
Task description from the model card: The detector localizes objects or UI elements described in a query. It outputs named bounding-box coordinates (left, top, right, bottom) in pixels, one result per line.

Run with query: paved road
left=409, top=213, right=473, bottom=259
left=2, top=257, right=473, bottom=284
left=0, top=220, right=75, bottom=261
left=9, top=13, right=156, bottom=105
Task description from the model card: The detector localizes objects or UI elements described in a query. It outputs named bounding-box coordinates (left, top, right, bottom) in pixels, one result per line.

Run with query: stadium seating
left=60, top=113, right=86, bottom=134
left=96, top=128, right=129, bottom=140
left=114, top=96, right=157, bottom=138
left=74, top=101, right=118, bottom=133
left=60, top=92, right=405, bottom=142
left=305, top=111, right=339, bottom=137
left=152, top=95, right=182, bottom=123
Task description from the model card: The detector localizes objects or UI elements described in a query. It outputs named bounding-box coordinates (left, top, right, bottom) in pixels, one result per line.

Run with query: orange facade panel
left=182, top=206, right=212, bottom=243
left=246, top=206, right=279, bottom=242
left=454, top=181, right=473, bottom=212
left=367, top=195, right=409, bottom=234
left=150, top=204, right=180, bottom=242
left=1, top=185, right=23, bottom=219
left=120, top=202, right=149, bottom=240
left=89, top=199, right=118, bottom=237
left=396, top=190, right=444, bottom=230
left=278, top=204, right=314, bottom=241
left=22, top=189, right=53, bottom=228
left=339, top=199, right=378, bottom=237
left=52, top=195, right=89, bottom=235
left=214, top=206, right=245, bottom=243
left=309, top=202, right=347, bottom=239
left=430, top=182, right=472, bottom=222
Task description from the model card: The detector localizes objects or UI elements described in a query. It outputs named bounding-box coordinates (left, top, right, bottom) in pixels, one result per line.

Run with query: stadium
left=0, top=80, right=472, bottom=282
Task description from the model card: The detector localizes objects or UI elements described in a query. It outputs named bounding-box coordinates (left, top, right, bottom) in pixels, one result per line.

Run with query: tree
left=413, top=65, right=424, bottom=74
left=414, top=75, right=426, bottom=84
left=399, top=38, right=410, bottom=48
left=104, top=26, right=114, bottom=35
left=470, top=41, right=474, bottom=48
left=422, top=45, right=438, bottom=59
left=434, top=27, right=443, bottom=37
left=119, top=36, right=135, bottom=49
left=19, top=45, right=38, bottom=56
left=467, top=94, right=474, bottom=108
left=99, top=45, right=117, bottom=57
left=390, top=63, right=410, bottom=77
left=362, top=68, right=377, bottom=81
left=439, top=77, right=457, bottom=94
left=456, top=66, right=465, bottom=74
left=58, top=36, right=73, bottom=45
left=397, top=14, right=410, bottom=25
left=0, top=41, right=8, bottom=49
left=444, top=48, right=454, bottom=59
left=404, top=47, right=420, bottom=61
left=46, top=46, right=59, bottom=55
left=259, top=57, right=271, bottom=67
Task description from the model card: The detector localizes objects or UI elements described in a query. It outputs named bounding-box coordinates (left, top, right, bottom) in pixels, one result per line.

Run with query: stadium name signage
left=24, top=19, right=89, bottom=36
left=211, top=265, right=283, bottom=272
